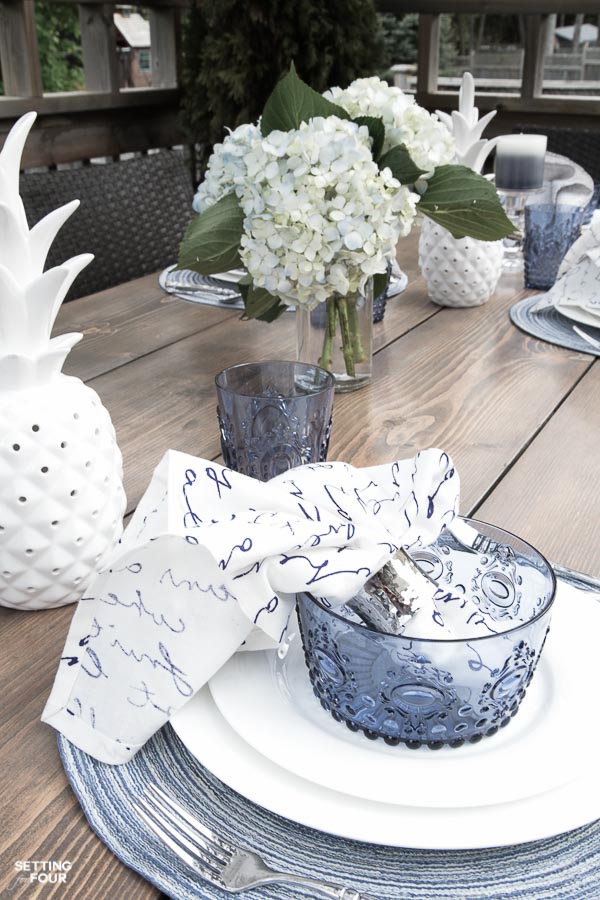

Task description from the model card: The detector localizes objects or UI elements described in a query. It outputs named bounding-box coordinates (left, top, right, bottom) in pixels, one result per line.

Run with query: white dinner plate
left=556, top=302, right=600, bottom=330
left=172, top=586, right=600, bottom=849
left=209, top=584, right=593, bottom=809
left=210, top=268, right=247, bottom=284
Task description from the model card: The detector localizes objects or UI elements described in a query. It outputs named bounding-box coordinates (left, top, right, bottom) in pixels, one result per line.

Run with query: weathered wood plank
left=522, top=14, right=547, bottom=100
left=49, top=0, right=187, bottom=6
left=416, top=15, right=440, bottom=96
left=377, top=0, right=600, bottom=12
left=91, top=311, right=295, bottom=512
left=475, top=360, right=600, bottom=578
left=0, top=604, right=159, bottom=899
left=78, top=3, right=120, bottom=93
left=0, top=88, right=180, bottom=120
left=328, top=270, right=592, bottom=517
left=55, top=274, right=240, bottom=382
left=1, top=105, right=184, bottom=168
left=0, top=0, right=42, bottom=97
left=418, top=91, right=600, bottom=119
left=149, top=7, right=180, bottom=90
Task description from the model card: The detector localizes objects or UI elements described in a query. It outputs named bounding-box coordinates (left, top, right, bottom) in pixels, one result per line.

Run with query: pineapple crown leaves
left=436, top=72, right=498, bottom=174
left=0, top=112, right=94, bottom=373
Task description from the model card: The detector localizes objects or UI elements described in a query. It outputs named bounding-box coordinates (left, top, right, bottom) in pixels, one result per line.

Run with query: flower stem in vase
left=296, top=281, right=373, bottom=392
left=346, top=296, right=366, bottom=362
left=319, top=300, right=336, bottom=371
left=335, top=296, right=356, bottom=377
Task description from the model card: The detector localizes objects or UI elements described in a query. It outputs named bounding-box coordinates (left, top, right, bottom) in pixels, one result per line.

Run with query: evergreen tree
left=36, top=2, right=84, bottom=92
left=180, top=0, right=383, bottom=172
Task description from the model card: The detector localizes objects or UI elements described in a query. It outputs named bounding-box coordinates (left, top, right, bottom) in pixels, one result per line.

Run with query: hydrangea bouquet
left=179, top=66, right=513, bottom=385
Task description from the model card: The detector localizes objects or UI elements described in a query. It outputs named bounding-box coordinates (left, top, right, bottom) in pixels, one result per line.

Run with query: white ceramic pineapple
left=419, top=73, right=504, bottom=308
left=0, top=113, right=126, bottom=609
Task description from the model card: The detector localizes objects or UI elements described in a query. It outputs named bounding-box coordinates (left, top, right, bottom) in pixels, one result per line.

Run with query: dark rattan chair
left=21, top=150, right=195, bottom=300
left=513, top=125, right=600, bottom=183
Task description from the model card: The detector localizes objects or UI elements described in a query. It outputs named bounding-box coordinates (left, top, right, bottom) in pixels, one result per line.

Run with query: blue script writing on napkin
left=42, top=449, right=459, bottom=764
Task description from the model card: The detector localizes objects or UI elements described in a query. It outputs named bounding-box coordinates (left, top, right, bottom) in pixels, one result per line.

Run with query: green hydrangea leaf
left=261, top=62, right=349, bottom=136
left=418, top=165, right=515, bottom=240
left=177, top=192, right=244, bottom=274
left=379, top=143, right=425, bottom=186
left=242, top=283, right=288, bottom=322
left=353, top=116, right=385, bottom=161
left=373, top=269, right=390, bottom=302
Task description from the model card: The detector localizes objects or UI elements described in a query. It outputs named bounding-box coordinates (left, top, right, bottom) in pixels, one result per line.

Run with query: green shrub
left=180, top=0, right=383, bottom=171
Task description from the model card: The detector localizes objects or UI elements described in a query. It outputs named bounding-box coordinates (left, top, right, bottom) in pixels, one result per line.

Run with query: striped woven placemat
left=58, top=725, right=600, bottom=899
left=510, top=295, right=600, bottom=356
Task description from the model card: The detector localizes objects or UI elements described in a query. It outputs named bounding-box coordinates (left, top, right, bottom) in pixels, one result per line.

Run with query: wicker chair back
left=21, top=150, right=195, bottom=300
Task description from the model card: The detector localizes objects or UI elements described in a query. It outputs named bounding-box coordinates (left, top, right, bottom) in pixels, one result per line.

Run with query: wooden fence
left=0, top=0, right=185, bottom=167
left=1, top=0, right=600, bottom=169
left=381, top=1, right=600, bottom=134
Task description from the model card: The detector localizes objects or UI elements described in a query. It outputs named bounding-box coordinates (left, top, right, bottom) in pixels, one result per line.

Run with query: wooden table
left=1, top=231, right=598, bottom=897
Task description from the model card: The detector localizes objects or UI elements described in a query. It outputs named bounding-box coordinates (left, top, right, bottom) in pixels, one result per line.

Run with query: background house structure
left=114, top=6, right=152, bottom=88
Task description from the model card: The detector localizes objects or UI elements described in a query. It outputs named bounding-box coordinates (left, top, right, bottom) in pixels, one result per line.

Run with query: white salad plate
left=556, top=302, right=600, bottom=330
left=172, top=585, right=600, bottom=849
left=209, top=605, right=577, bottom=809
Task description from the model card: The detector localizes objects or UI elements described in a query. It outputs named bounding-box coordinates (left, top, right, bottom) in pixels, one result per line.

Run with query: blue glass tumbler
left=524, top=203, right=584, bottom=290
left=215, top=360, right=334, bottom=481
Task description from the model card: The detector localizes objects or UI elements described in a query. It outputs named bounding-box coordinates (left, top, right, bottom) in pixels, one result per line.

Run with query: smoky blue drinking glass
left=215, top=360, right=334, bottom=481
left=583, top=183, right=600, bottom=226
left=524, top=203, right=584, bottom=290
left=297, top=519, right=555, bottom=749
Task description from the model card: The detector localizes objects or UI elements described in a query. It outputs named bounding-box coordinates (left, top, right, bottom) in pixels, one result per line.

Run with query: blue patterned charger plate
left=510, top=294, right=600, bottom=356
left=58, top=724, right=600, bottom=900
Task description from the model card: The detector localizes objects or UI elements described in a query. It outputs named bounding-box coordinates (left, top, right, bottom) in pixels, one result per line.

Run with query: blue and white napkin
left=533, top=211, right=600, bottom=326
left=43, top=449, right=459, bottom=764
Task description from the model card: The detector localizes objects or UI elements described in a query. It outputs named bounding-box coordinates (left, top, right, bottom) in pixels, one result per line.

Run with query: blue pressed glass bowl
left=296, top=518, right=556, bottom=749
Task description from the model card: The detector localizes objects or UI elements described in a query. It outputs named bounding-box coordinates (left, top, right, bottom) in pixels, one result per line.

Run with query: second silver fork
left=572, top=324, right=600, bottom=350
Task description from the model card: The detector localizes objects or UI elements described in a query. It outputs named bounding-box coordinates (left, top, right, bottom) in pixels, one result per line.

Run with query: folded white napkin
left=533, top=211, right=600, bottom=326
left=42, top=448, right=459, bottom=764
left=539, top=151, right=594, bottom=209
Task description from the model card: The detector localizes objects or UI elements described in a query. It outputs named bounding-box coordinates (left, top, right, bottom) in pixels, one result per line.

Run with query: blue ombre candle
left=495, top=134, right=547, bottom=191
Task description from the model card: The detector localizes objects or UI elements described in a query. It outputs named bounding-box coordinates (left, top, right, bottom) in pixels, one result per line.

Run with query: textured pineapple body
left=0, top=375, right=126, bottom=609
left=418, top=218, right=504, bottom=308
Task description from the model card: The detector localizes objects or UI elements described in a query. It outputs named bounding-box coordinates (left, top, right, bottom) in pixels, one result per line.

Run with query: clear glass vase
left=296, top=281, right=373, bottom=393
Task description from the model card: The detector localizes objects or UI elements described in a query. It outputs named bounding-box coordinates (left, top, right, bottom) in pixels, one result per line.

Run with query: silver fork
left=572, top=324, right=600, bottom=350
left=136, top=784, right=376, bottom=898
left=447, top=519, right=600, bottom=594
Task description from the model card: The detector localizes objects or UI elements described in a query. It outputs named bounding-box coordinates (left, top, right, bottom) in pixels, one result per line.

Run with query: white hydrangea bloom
left=325, top=76, right=455, bottom=173
left=192, top=122, right=261, bottom=213
left=235, top=116, right=412, bottom=310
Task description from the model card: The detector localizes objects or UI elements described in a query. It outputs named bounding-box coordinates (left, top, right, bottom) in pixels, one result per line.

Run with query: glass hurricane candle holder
left=495, top=134, right=547, bottom=270
left=297, top=518, right=555, bottom=749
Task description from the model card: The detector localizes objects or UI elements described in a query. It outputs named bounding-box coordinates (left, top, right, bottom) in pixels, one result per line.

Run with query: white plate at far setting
left=208, top=583, right=597, bottom=810
left=171, top=584, right=600, bottom=850
left=556, top=302, right=600, bottom=330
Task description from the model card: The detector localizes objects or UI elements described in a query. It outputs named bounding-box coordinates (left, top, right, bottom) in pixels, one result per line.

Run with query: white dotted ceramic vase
left=0, top=379, right=125, bottom=609
left=418, top=217, right=504, bottom=308
left=0, top=112, right=126, bottom=609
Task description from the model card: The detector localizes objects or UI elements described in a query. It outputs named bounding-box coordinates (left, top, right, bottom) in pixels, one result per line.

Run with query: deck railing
left=2, top=0, right=599, bottom=168
left=380, top=0, right=600, bottom=133
left=0, top=0, right=185, bottom=167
